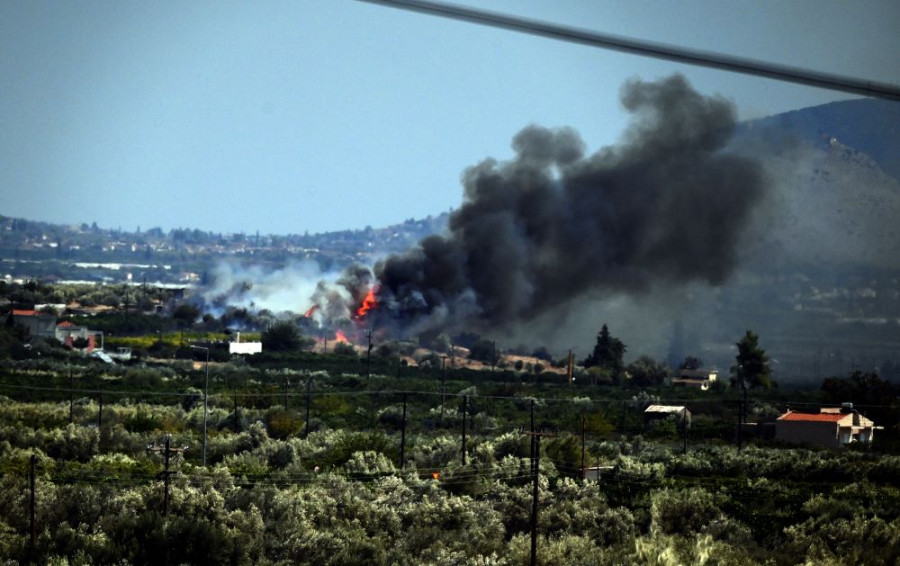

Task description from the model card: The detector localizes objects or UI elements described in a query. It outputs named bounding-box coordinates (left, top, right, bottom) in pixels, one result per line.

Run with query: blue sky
left=3, top=0, right=899, bottom=235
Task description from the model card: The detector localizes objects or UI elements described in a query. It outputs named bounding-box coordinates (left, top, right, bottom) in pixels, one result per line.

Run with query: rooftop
left=645, top=405, right=687, bottom=414
left=778, top=411, right=846, bottom=423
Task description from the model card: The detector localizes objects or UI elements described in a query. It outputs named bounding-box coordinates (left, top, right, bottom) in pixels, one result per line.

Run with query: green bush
left=650, top=488, right=723, bottom=537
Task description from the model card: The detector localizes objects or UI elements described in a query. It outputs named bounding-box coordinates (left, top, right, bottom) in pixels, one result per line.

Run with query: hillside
left=671, top=97, right=900, bottom=379
left=741, top=97, right=900, bottom=180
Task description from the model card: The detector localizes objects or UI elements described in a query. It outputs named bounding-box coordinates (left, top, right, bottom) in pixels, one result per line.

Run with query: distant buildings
left=8, top=309, right=100, bottom=353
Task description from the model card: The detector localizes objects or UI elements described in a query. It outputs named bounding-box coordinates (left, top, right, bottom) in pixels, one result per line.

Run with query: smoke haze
left=352, top=74, right=767, bottom=337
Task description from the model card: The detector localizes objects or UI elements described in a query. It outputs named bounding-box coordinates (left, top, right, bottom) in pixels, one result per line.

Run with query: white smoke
left=202, top=260, right=339, bottom=316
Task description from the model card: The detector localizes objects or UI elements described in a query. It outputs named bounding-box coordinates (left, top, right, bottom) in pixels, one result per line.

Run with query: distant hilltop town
left=0, top=214, right=449, bottom=286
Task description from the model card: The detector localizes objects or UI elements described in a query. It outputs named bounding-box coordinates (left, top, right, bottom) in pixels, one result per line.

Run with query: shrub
left=650, top=488, right=722, bottom=536
left=265, top=409, right=303, bottom=440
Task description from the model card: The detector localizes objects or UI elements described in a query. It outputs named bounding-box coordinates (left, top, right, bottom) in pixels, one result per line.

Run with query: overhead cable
left=357, top=0, right=900, bottom=101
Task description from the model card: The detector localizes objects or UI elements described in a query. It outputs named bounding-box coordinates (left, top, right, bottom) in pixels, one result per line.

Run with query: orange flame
left=335, top=330, right=349, bottom=343
left=303, top=305, right=318, bottom=318
left=355, top=287, right=378, bottom=318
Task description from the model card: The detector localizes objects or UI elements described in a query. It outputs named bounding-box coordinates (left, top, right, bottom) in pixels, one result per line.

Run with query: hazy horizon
left=4, top=1, right=899, bottom=235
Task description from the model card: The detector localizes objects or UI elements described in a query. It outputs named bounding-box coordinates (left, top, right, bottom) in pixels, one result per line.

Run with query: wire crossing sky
left=3, top=1, right=899, bottom=235
left=359, top=0, right=900, bottom=101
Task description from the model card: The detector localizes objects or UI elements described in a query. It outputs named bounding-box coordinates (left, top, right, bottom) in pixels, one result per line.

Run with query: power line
left=357, top=0, right=900, bottom=101
left=1, top=380, right=897, bottom=409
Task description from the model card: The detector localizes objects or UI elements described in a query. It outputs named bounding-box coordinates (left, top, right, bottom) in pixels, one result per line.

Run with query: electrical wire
left=357, top=0, right=900, bottom=101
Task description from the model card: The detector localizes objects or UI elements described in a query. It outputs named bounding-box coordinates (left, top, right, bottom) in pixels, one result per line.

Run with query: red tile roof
left=778, top=411, right=846, bottom=423
left=12, top=309, right=38, bottom=316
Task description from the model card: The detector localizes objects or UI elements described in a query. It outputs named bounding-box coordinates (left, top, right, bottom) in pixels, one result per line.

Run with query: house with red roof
left=775, top=406, right=879, bottom=448
left=7, top=310, right=99, bottom=352
left=8, top=309, right=57, bottom=338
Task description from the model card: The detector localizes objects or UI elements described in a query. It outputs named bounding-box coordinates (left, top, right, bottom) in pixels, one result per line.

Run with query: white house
left=228, top=332, right=262, bottom=355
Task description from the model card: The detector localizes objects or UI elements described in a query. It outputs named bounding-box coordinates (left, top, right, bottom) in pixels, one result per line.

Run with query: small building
left=644, top=404, right=691, bottom=426
left=582, top=465, right=615, bottom=481
left=775, top=406, right=879, bottom=448
left=8, top=309, right=57, bottom=338
left=108, top=347, right=133, bottom=362
left=672, top=369, right=718, bottom=391
left=228, top=332, right=262, bottom=355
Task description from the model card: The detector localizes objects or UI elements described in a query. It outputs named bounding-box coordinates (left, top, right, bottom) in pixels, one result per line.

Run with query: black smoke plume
left=323, top=74, right=766, bottom=337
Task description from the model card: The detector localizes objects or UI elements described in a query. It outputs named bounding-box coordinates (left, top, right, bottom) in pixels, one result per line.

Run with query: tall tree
left=627, top=355, right=669, bottom=386
left=731, top=330, right=772, bottom=390
left=172, top=304, right=201, bottom=328
left=261, top=321, right=304, bottom=352
left=822, top=370, right=894, bottom=406
left=582, top=324, right=626, bottom=377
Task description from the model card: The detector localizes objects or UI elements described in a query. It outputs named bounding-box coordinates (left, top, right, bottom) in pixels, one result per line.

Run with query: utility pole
left=233, top=390, right=239, bottom=432
left=399, top=393, right=407, bottom=469
left=190, top=345, right=210, bottom=467
left=147, top=436, right=186, bottom=517
left=29, top=454, right=36, bottom=550
left=490, top=340, right=496, bottom=374
left=304, top=378, right=312, bottom=438
left=741, top=378, right=748, bottom=424
left=682, top=407, right=688, bottom=455
left=524, top=430, right=554, bottom=566
left=460, top=395, right=468, bottom=466
left=68, top=366, right=74, bottom=424
left=531, top=434, right=540, bottom=566
left=440, top=355, right=447, bottom=425
left=580, top=415, right=586, bottom=479
left=530, top=399, right=535, bottom=475
left=365, top=328, right=373, bottom=379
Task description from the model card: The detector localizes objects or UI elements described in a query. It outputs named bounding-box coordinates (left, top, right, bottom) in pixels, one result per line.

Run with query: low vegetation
left=2, top=283, right=899, bottom=564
